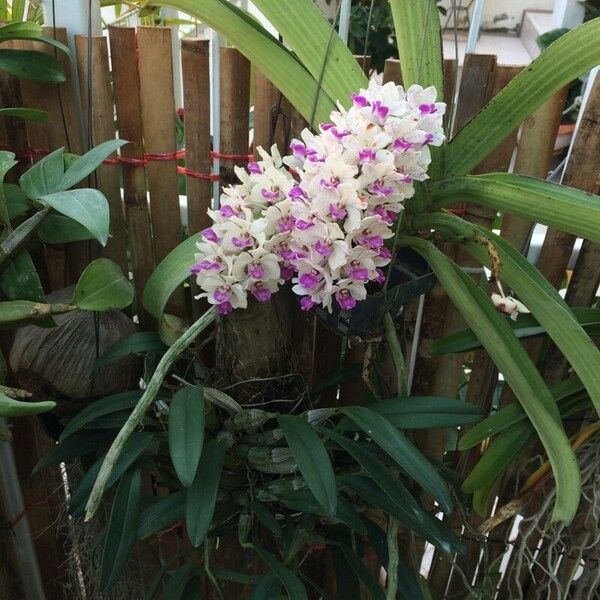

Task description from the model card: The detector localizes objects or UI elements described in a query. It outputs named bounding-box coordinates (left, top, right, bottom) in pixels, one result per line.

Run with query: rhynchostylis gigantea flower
left=191, top=81, right=446, bottom=315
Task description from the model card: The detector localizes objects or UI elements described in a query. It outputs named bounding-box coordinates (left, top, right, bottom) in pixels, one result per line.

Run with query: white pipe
left=160, top=8, right=184, bottom=109
left=465, top=0, right=485, bottom=54
left=0, top=419, right=46, bottom=600
left=210, top=30, right=221, bottom=209
left=338, top=0, right=352, bottom=44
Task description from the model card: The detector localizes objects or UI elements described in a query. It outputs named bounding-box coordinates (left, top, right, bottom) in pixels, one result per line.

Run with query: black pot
left=315, top=247, right=435, bottom=337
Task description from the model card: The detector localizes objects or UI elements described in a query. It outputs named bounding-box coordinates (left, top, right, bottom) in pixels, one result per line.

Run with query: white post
left=338, top=0, right=352, bottom=44
left=465, top=0, right=485, bottom=54
left=210, top=30, right=221, bottom=209
left=160, top=7, right=184, bottom=109
left=552, top=0, right=585, bottom=29
left=0, top=419, right=46, bottom=600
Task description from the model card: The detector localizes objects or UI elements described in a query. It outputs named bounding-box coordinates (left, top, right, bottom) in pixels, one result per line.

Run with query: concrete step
left=520, top=9, right=554, bottom=58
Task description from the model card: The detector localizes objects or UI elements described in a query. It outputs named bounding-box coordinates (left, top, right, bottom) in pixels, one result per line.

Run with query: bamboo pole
left=109, top=26, right=155, bottom=325
left=75, top=35, right=129, bottom=275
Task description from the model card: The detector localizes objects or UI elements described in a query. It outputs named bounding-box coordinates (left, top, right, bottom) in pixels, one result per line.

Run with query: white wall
left=439, top=0, right=554, bottom=32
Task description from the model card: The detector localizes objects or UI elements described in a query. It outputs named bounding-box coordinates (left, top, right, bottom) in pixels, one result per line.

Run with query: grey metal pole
left=465, top=0, right=485, bottom=54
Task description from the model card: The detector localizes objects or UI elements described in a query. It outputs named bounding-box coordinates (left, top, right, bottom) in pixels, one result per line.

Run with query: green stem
left=385, top=517, right=400, bottom=600
left=383, top=311, right=408, bottom=398
left=84, top=306, right=217, bottom=520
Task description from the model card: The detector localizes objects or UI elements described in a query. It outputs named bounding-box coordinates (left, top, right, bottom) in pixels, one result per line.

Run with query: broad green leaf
left=0, top=151, right=18, bottom=226
left=214, top=569, right=262, bottom=586
left=428, top=174, right=600, bottom=242
left=250, top=0, right=367, bottom=106
left=250, top=501, right=282, bottom=536
left=445, top=19, right=600, bottom=176
left=33, top=429, right=115, bottom=474
left=0, top=22, right=42, bottom=37
left=38, top=189, right=109, bottom=245
left=430, top=309, right=600, bottom=355
left=278, top=414, right=337, bottom=515
left=4, top=183, right=30, bottom=220
left=251, top=573, right=281, bottom=600
left=19, top=147, right=64, bottom=199
left=340, top=406, right=454, bottom=512
left=0, top=49, right=66, bottom=83
left=59, top=139, right=128, bottom=190
left=94, top=332, right=168, bottom=371
left=69, top=432, right=155, bottom=517
left=72, top=258, right=134, bottom=311
left=137, top=490, right=185, bottom=540
left=403, top=237, right=580, bottom=523
left=250, top=543, right=308, bottom=600
left=185, top=439, right=226, bottom=546
left=163, top=564, right=196, bottom=599
left=37, top=213, right=95, bottom=244
left=169, top=385, right=205, bottom=487
left=0, top=391, right=55, bottom=417
left=0, top=108, right=48, bottom=122
left=459, top=376, right=587, bottom=450
left=99, top=468, right=143, bottom=592
left=422, top=212, right=600, bottom=418
left=153, top=0, right=335, bottom=126
left=339, top=473, right=462, bottom=554
left=182, top=576, right=203, bottom=600
left=362, top=396, right=483, bottom=429
left=280, top=488, right=366, bottom=534
left=60, top=390, right=143, bottom=441
left=0, top=249, right=48, bottom=311
left=336, top=544, right=385, bottom=600
left=142, top=233, right=199, bottom=319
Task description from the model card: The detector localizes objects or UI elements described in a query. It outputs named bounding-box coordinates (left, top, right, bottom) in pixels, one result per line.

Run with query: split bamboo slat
left=74, top=35, right=129, bottom=275
left=108, top=26, right=155, bottom=325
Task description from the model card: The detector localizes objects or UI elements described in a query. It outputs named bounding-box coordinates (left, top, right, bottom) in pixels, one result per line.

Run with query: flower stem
left=84, top=306, right=217, bottom=521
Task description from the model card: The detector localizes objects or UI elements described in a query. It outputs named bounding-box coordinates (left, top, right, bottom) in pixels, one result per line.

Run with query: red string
left=209, top=150, right=253, bottom=162
left=177, top=165, right=220, bottom=181
left=144, top=149, right=186, bottom=162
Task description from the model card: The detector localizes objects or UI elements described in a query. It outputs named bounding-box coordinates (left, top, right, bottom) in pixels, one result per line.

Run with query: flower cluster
left=192, top=81, right=446, bottom=315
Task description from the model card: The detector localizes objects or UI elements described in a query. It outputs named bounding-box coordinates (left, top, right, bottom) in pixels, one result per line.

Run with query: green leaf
left=60, top=139, right=128, bottom=190
left=33, top=429, right=116, bottom=474
left=0, top=249, right=48, bottom=307
left=249, top=0, right=367, bottom=106
left=278, top=414, right=337, bottom=515
left=19, top=147, right=64, bottom=199
left=429, top=174, right=600, bottom=242
left=94, top=332, right=168, bottom=371
left=445, top=19, right=600, bottom=176
left=0, top=392, right=55, bottom=417
left=389, top=0, right=443, bottom=91
left=4, top=183, right=30, bottom=220
left=362, top=396, right=484, bottom=429
left=72, top=258, right=134, bottom=311
left=336, top=544, right=385, bottom=600
left=69, top=432, right=155, bottom=518
left=250, top=501, right=282, bottom=536
left=250, top=544, right=308, bottom=600
left=340, top=406, right=454, bottom=512
left=99, top=468, right=143, bottom=592
left=137, top=490, right=186, bottom=540
left=430, top=309, right=600, bottom=355
left=60, top=390, right=143, bottom=441
left=163, top=564, right=196, bottom=599
left=0, top=152, right=17, bottom=227
left=152, top=0, right=335, bottom=126
left=402, top=237, right=580, bottom=523
left=0, top=108, right=48, bottom=122
left=37, top=213, right=95, bottom=244
left=459, top=376, right=587, bottom=450
left=169, top=385, right=205, bottom=487
left=185, top=439, right=226, bottom=547
left=0, top=49, right=66, bottom=83
left=38, top=189, right=109, bottom=245
left=251, top=573, right=281, bottom=600
left=339, top=473, right=462, bottom=554
left=142, top=234, right=199, bottom=319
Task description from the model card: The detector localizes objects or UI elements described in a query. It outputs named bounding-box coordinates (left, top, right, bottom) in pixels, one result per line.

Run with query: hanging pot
left=315, top=247, right=436, bottom=338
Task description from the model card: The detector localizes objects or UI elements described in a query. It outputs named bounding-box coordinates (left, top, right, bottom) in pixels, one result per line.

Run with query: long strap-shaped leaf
left=250, top=0, right=368, bottom=106
left=445, top=18, right=600, bottom=176
left=417, top=212, right=600, bottom=416
left=154, top=0, right=335, bottom=126
left=401, top=237, right=580, bottom=523
left=428, top=173, right=600, bottom=242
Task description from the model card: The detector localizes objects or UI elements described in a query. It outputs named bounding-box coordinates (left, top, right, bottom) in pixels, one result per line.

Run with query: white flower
left=491, top=293, right=530, bottom=320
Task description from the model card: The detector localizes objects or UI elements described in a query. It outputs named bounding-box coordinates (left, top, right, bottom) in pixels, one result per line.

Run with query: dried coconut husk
left=9, top=286, right=140, bottom=415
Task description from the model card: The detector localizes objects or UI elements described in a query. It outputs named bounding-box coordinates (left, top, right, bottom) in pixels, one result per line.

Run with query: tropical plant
left=0, top=141, right=134, bottom=418
left=44, top=0, right=600, bottom=596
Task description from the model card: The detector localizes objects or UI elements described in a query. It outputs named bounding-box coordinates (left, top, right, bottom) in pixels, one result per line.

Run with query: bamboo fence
left=0, top=24, right=598, bottom=599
